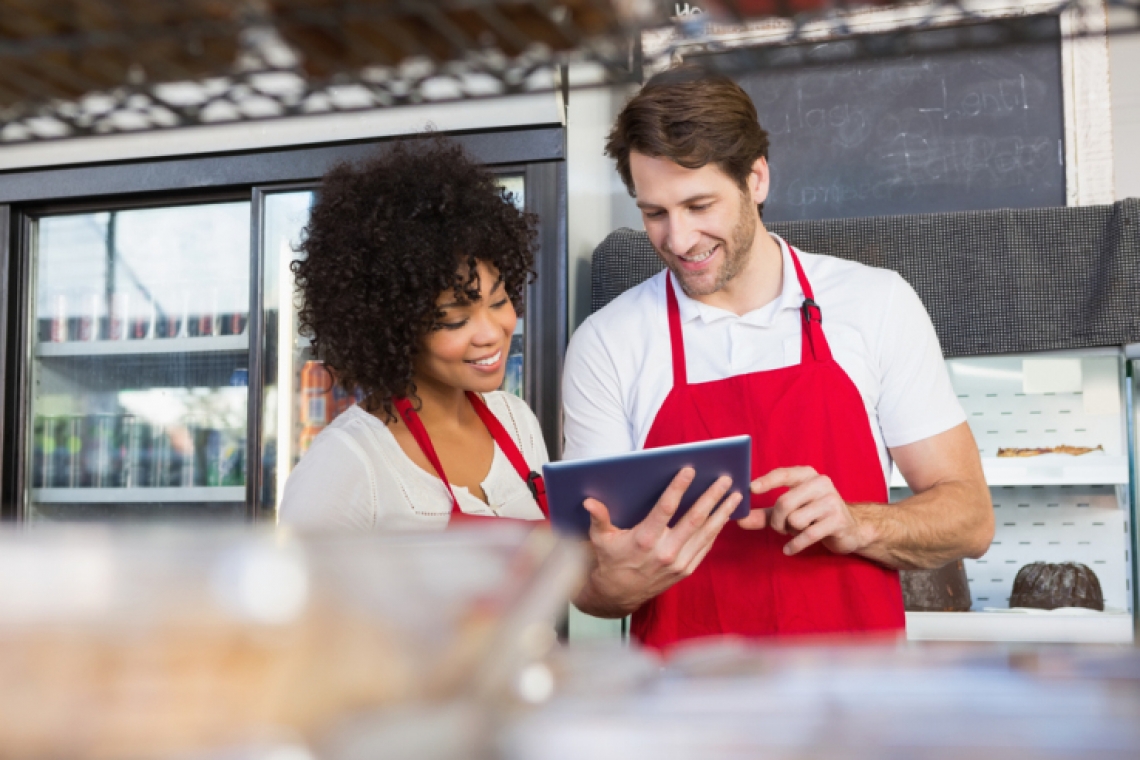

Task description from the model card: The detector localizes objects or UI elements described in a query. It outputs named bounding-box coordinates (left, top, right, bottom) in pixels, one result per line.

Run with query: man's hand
left=736, top=424, right=994, bottom=570
left=572, top=467, right=743, bottom=618
left=740, top=467, right=869, bottom=556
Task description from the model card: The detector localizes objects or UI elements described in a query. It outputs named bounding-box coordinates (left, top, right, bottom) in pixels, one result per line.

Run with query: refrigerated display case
left=896, top=349, right=1135, bottom=643
left=24, top=202, right=251, bottom=520
left=0, top=127, right=567, bottom=522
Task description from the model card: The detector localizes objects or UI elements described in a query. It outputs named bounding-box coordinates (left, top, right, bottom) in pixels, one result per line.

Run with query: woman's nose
left=471, top=306, right=507, bottom=344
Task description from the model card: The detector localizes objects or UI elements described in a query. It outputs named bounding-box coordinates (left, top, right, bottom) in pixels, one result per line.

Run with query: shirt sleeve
left=562, top=317, right=636, bottom=460
left=278, top=429, right=377, bottom=530
left=874, top=273, right=967, bottom=448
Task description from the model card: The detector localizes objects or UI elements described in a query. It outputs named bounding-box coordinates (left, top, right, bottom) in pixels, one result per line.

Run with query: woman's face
left=415, top=260, right=517, bottom=395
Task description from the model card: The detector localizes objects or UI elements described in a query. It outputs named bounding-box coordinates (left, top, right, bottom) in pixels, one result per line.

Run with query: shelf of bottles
left=257, top=174, right=528, bottom=516
left=27, top=203, right=252, bottom=519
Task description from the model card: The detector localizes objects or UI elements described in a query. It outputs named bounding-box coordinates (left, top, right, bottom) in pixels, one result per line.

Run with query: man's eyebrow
left=636, top=193, right=717, bottom=210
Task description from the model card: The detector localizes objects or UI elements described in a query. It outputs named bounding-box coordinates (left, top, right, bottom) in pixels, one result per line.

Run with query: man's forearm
left=851, top=478, right=994, bottom=570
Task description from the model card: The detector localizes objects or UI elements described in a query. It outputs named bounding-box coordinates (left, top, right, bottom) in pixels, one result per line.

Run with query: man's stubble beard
left=666, top=195, right=758, bottom=299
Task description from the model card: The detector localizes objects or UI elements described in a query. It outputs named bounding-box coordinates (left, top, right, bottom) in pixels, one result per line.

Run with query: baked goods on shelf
left=900, top=560, right=972, bottom=612
left=1009, top=561, right=1105, bottom=611
left=996, top=445, right=1104, bottom=457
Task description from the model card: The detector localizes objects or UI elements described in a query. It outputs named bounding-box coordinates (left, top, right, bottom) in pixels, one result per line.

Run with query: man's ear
left=748, top=157, right=770, bottom=206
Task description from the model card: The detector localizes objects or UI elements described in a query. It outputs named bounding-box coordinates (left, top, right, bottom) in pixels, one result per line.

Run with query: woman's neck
left=408, top=375, right=476, bottom=431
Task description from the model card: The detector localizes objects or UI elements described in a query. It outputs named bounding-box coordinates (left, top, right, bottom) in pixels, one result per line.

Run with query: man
left=562, top=65, right=994, bottom=649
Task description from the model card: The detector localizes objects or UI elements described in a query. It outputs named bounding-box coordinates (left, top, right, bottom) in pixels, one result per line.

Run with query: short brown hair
left=606, top=65, right=770, bottom=208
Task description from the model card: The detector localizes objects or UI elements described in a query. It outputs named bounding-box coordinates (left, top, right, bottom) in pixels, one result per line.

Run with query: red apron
left=393, top=392, right=549, bottom=525
left=632, top=246, right=905, bottom=649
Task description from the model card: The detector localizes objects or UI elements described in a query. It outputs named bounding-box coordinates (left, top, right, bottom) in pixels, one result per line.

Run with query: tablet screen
left=542, top=436, right=751, bottom=536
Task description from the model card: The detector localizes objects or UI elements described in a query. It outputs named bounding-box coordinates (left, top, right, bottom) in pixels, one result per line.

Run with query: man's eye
left=691, top=203, right=710, bottom=212
left=644, top=210, right=665, bottom=219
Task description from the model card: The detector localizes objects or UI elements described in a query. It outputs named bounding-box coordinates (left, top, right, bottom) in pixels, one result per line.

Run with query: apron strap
left=393, top=393, right=549, bottom=517
left=787, top=245, right=833, bottom=364
left=664, top=273, right=689, bottom=386
left=393, top=395, right=461, bottom=512
left=466, top=392, right=549, bottom=517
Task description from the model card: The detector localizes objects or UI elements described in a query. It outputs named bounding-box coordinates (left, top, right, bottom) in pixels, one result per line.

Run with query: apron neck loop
left=664, top=273, right=689, bottom=386
left=392, top=395, right=460, bottom=511
left=787, top=245, right=833, bottom=364
left=466, top=392, right=549, bottom=517
left=393, top=392, right=549, bottom=518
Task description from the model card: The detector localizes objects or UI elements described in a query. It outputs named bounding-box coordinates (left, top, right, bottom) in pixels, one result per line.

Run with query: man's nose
left=665, top=214, right=701, bottom=256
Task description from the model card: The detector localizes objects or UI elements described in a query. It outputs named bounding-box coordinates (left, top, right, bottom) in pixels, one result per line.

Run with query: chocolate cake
left=900, top=560, right=973, bottom=612
left=1009, top=562, right=1104, bottom=611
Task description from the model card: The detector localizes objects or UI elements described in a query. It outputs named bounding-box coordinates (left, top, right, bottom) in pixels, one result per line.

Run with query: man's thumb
left=583, top=498, right=614, bottom=534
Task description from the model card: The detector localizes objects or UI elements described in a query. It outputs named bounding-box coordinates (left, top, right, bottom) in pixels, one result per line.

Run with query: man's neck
left=693, top=224, right=784, bottom=317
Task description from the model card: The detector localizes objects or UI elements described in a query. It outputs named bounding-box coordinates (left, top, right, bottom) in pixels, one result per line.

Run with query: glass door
left=25, top=201, right=251, bottom=520
left=256, top=173, right=530, bottom=517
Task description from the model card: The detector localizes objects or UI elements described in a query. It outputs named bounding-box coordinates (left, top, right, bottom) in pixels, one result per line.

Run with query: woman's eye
left=492, top=297, right=510, bottom=309
left=437, top=319, right=468, bottom=331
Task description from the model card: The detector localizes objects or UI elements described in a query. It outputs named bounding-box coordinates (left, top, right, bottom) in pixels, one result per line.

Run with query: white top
left=562, top=234, right=966, bottom=484
left=279, top=391, right=549, bottom=530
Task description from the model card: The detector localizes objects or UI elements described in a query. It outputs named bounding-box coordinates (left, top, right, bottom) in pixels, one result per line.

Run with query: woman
left=279, top=137, right=548, bottom=529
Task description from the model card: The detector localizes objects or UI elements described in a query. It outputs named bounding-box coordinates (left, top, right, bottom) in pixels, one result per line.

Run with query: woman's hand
left=572, top=468, right=742, bottom=618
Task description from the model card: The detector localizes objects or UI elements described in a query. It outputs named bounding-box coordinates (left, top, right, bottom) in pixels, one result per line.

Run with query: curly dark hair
left=291, top=136, right=538, bottom=422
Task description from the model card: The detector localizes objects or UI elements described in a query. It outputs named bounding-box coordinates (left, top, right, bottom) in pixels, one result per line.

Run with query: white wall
left=0, top=93, right=560, bottom=171
left=1109, top=11, right=1140, bottom=200
left=565, top=74, right=642, bottom=332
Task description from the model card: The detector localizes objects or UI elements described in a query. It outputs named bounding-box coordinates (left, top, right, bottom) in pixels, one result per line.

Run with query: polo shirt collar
left=672, top=233, right=804, bottom=327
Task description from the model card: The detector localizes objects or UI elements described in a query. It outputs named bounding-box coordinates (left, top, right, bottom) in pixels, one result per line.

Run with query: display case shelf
left=36, top=334, right=248, bottom=358
left=32, top=487, right=246, bottom=503
left=906, top=611, right=1134, bottom=644
left=890, top=455, right=1130, bottom=488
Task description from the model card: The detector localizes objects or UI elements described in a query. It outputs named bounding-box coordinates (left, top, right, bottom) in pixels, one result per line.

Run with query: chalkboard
left=699, top=16, right=1066, bottom=222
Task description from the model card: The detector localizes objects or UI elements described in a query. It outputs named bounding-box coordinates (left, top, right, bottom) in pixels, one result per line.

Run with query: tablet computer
left=542, top=436, right=752, bottom=537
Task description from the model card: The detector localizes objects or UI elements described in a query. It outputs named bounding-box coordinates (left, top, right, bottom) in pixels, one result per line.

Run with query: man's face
left=630, top=152, right=767, bottom=298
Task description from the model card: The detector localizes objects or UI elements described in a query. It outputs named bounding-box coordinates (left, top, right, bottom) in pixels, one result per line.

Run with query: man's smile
left=676, top=242, right=720, bottom=269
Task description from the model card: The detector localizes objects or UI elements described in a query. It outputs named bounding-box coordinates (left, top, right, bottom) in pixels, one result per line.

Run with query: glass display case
left=25, top=202, right=251, bottom=520
left=897, top=349, right=1135, bottom=643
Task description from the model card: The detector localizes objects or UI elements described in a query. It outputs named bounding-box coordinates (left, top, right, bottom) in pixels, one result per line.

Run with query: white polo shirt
left=562, top=233, right=966, bottom=484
